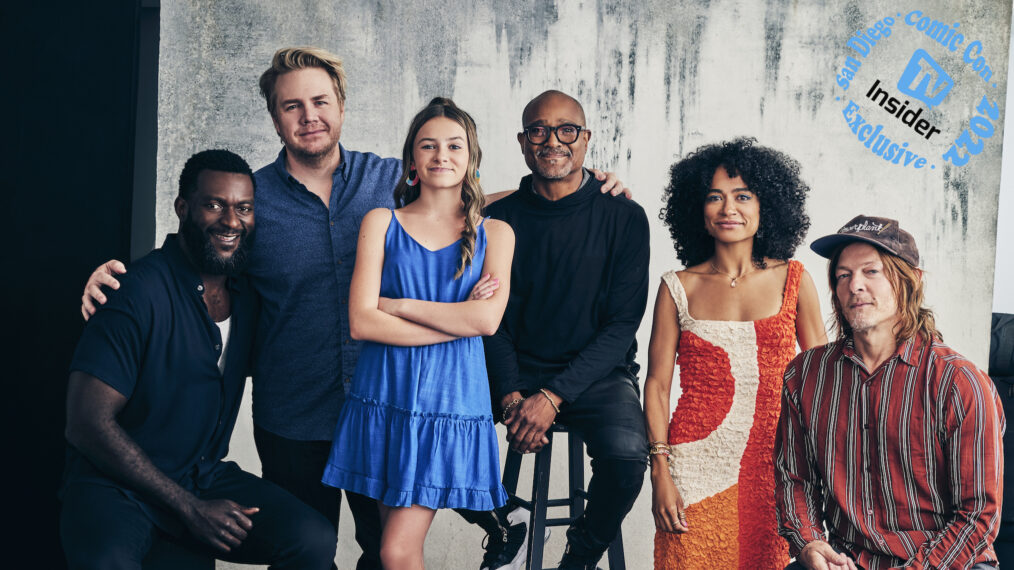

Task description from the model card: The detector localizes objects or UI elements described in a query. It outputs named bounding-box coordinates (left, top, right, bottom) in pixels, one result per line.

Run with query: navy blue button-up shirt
left=65, top=234, right=256, bottom=531
left=248, top=146, right=401, bottom=440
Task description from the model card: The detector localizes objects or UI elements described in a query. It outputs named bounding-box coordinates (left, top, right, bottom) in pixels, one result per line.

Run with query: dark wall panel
left=2, top=2, right=143, bottom=567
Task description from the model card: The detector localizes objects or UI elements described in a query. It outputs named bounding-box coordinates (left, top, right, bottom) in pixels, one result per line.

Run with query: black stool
left=501, top=424, right=625, bottom=570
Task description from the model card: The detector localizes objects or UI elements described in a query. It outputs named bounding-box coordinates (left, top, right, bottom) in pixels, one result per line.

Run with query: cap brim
left=810, top=234, right=902, bottom=260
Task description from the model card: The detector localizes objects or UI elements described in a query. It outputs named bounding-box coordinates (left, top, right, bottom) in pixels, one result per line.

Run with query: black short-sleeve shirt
left=63, top=234, right=256, bottom=531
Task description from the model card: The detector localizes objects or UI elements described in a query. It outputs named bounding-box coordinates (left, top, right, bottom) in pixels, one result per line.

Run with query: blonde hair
left=828, top=244, right=941, bottom=343
left=259, top=47, right=347, bottom=116
left=393, top=97, right=485, bottom=279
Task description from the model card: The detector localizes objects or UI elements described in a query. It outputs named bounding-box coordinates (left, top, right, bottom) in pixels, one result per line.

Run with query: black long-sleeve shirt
left=483, top=172, right=650, bottom=403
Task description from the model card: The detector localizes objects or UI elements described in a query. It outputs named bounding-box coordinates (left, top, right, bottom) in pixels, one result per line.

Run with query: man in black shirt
left=484, top=91, right=650, bottom=569
left=61, top=150, right=335, bottom=569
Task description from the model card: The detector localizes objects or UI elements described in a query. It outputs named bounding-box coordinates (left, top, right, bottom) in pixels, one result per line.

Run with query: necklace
left=709, top=261, right=756, bottom=288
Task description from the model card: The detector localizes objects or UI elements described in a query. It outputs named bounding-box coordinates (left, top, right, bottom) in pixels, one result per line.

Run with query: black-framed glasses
left=521, top=123, right=588, bottom=145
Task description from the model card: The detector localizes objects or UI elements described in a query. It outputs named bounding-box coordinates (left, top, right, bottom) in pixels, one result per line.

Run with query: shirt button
left=197, top=285, right=204, bottom=292
left=214, top=344, right=221, bottom=351
left=201, top=456, right=206, bottom=461
left=344, top=339, right=349, bottom=345
left=337, top=259, right=342, bottom=265
left=344, top=377, right=351, bottom=383
left=330, top=221, right=334, bottom=226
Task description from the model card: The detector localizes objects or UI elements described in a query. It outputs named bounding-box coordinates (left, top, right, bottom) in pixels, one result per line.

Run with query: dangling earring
left=406, top=167, right=418, bottom=186
left=475, top=169, right=481, bottom=180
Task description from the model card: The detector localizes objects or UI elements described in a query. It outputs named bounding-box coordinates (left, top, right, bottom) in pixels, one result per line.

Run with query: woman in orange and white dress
left=643, top=138, right=827, bottom=569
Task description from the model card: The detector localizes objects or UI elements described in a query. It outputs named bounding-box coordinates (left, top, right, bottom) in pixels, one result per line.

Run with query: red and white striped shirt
left=774, top=335, right=1004, bottom=570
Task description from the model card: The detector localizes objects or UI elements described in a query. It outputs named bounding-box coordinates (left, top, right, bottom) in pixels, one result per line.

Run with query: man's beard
left=532, top=147, right=574, bottom=180
left=287, top=130, right=340, bottom=165
left=180, top=217, right=253, bottom=276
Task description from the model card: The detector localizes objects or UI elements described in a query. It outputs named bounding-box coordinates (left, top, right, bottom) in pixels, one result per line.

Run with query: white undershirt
left=215, top=316, right=232, bottom=374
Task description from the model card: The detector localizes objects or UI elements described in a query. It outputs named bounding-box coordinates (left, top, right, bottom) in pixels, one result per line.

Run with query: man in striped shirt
left=774, top=215, right=1004, bottom=570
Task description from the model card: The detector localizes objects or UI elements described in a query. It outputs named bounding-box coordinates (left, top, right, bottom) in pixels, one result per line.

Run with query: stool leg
left=606, top=527, right=626, bottom=570
left=528, top=434, right=553, bottom=570
left=503, top=448, right=523, bottom=498
left=567, top=431, right=586, bottom=522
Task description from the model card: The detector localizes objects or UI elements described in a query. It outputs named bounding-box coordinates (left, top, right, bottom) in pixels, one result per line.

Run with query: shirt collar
left=272, top=144, right=350, bottom=186
left=895, top=335, right=922, bottom=366
left=840, top=334, right=922, bottom=369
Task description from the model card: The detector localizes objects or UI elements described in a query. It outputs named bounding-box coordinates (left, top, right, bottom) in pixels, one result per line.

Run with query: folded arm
left=348, top=208, right=459, bottom=346
left=379, top=219, right=515, bottom=337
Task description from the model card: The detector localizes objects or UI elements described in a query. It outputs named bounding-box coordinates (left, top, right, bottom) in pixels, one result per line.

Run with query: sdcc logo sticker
left=833, top=10, right=1002, bottom=171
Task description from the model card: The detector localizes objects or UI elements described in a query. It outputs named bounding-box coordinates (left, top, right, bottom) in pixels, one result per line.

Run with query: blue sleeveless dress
left=322, top=211, right=508, bottom=511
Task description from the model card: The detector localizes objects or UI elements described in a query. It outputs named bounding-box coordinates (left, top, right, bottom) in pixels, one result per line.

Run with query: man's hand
left=81, top=259, right=127, bottom=321
left=180, top=497, right=258, bottom=553
left=797, top=540, right=857, bottom=570
left=587, top=168, right=631, bottom=199
left=504, top=390, right=560, bottom=453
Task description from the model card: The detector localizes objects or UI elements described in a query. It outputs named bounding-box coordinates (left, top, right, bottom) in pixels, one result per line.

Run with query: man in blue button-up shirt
left=63, top=150, right=336, bottom=569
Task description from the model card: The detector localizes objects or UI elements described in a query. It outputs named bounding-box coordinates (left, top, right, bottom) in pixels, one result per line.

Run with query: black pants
left=554, top=369, right=648, bottom=553
left=254, top=425, right=383, bottom=570
left=60, top=466, right=336, bottom=570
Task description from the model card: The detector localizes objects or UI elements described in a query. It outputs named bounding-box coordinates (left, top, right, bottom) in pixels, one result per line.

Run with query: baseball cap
left=810, top=215, right=919, bottom=267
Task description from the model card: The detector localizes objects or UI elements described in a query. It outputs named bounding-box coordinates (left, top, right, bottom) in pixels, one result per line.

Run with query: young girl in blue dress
left=321, top=98, right=514, bottom=569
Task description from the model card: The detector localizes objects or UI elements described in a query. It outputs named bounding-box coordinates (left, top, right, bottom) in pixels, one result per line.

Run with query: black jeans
left=518, top=368, right=649, bottom=556
left=60, top=466, right=336, bottom=570
left=254, top=425, right=383, bottom=570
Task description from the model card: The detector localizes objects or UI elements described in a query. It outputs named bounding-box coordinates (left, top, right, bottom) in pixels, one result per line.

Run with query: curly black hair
left=178, top=149, right=254, bottom=200
left=660, top=137, right=810, bottom=268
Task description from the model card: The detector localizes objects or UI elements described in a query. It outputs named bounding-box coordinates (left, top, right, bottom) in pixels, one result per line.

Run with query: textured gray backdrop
left=155, top=1, right=1011, bottom=568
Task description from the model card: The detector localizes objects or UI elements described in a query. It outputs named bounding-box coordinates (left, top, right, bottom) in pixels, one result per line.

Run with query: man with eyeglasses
left=482, top=90, right=651, bottom=570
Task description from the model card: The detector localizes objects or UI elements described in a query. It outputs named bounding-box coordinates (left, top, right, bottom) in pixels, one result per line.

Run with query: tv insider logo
left=833, top=9, right=1003, bottom=171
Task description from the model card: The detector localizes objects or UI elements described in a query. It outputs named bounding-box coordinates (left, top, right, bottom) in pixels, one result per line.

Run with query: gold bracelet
left=501, top=398, right=523, bottom=422
left=648, top=442, right=672, bottom=457
left=538, top=389, right=561, bottom=414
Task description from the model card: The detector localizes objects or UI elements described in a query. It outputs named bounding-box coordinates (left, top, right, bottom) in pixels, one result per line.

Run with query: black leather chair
left=990, top=312, right=1014, bottom=566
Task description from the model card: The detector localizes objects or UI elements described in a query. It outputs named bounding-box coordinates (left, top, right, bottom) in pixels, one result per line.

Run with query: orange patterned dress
left=654, top=261, right=802, bottom=569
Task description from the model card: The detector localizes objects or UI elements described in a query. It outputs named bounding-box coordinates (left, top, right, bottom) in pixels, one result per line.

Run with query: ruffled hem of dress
left=322, top=396, right=507, bottom=511
left=322, top=464, right=508, bottom=510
